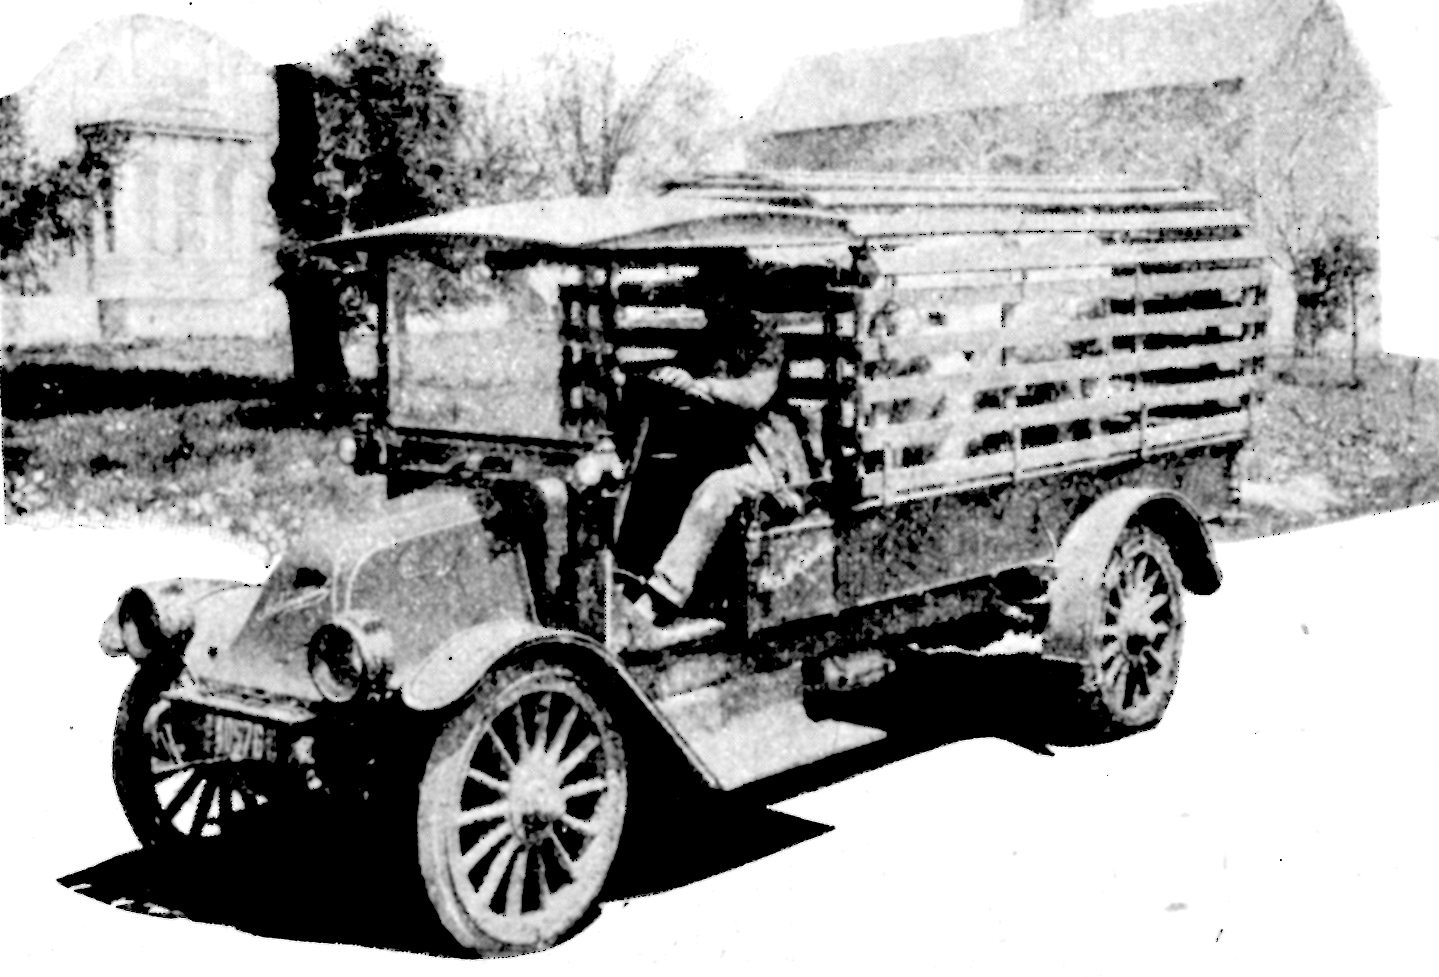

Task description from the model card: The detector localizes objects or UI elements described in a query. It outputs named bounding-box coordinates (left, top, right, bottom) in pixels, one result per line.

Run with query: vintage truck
left=101, top=170, right=1268, bottom=954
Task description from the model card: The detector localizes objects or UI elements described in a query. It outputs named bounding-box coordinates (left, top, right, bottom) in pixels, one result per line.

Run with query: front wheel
left=1076, top=526, right=1185, bottom=733
left=417, top=661, right=629, bottom=955
left=112, top=666, right=308, bottom=847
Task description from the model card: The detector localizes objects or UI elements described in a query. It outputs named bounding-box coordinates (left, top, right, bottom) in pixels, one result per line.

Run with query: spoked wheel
left=1078, top=526, right=1185, bottom=732
left=418, top=661, right=628, bottom=955
left=112, top=667, right=306, bottom=847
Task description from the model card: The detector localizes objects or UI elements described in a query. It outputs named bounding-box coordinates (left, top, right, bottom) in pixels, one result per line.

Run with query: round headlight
left=308, top=622, right=365, bottom=702
left=117, top=588, right=162, bottom=661
left=115, top=587, right=195, bottom=661
left=307, top=612, right=394, bottom=702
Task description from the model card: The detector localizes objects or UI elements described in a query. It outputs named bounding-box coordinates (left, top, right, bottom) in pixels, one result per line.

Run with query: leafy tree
left=272, top=17, right=475, bottom=411
left=456, top=85, right=548, bottom=205
left=532, top=37, right=722, bottom=196
left=1, top=95, right=122, bottom=295
left=1296, top=232, right=1378, bottom=380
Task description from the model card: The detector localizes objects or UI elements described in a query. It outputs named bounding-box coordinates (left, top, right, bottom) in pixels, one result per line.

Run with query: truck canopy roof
left=319, top=170, right=1260, bottom=274
left=321, top=195, right=857, bottom=267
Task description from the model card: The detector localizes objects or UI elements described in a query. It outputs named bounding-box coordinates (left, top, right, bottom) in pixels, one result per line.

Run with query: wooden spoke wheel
left=1080, top=526, right=1185, bottom=731
left=418, top=662, right=628, bottom=955
left=112, top=667, right=305, bottom=847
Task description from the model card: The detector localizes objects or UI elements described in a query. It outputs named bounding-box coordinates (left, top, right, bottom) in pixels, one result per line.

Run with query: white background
left=4, top=2, right=1439, bottom=973
left=4, top=494, right=1439, bottom=975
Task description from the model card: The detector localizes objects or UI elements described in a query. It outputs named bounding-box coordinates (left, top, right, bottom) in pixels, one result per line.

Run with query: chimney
left=1022, top=0, right=1093, bottom=24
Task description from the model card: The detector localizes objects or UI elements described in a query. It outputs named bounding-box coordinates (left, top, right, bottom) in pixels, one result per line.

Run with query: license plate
left=203, top=714, right=279, bottom=763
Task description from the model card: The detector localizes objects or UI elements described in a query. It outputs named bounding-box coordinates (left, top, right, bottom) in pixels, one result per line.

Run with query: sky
left=4, top=1, right=1438, bottom=354
left=3, top=1, right=1428, bottom=116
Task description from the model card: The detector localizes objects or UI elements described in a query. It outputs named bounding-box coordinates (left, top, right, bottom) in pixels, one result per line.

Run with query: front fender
left=399, top=617, right=721, bottom=788
left=399, top=617, right=553, bottom=710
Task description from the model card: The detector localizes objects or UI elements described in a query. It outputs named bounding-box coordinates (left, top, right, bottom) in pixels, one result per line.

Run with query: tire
left=1075, top=525, right=1185, bottom=734
left=417, top=660, right=629, bottom=955
left=112, top=665, right=307, bottom=847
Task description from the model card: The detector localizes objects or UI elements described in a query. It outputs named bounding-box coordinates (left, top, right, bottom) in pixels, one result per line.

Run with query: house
left=751, top=0, right=1380, bottom=350
left=1, top=15, right=285, bottom=346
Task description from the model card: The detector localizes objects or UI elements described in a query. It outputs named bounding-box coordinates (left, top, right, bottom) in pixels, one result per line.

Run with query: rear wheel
left=1077, top=526, right=1185, bottom=732
left=417, top=661, right=628, bottom=955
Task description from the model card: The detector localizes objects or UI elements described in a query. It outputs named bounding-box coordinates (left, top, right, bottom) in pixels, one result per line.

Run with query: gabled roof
left=758, top=0, right=1327, bottom=135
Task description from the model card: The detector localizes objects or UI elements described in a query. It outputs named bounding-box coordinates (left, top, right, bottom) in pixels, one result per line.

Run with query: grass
left=3, top=338, right=389, bottom=560
left=1221, top=353, right=1439, bottom=539
left=5, top=338, right=1439, bottom=560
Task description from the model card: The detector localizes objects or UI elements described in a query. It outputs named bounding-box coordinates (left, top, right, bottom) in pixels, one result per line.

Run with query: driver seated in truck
left=624, top=288, right=810, bottom=650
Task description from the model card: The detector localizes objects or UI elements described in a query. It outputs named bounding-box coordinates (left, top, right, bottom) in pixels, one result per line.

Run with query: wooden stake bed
left=661, top=172, right=1270, bottom=505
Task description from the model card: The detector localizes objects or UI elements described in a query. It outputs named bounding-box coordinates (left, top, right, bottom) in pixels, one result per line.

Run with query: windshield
left=391, top=298, right=565, bottom=438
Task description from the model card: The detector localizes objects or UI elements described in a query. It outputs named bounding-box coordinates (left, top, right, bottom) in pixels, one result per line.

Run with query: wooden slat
left=880, top=264, right=1264, bottom=307
left=810, top=189, right=1220, bottom=209
left=862, top=411, right=1247, bottom=497
left=1147, top=412, right=1251, bottom=446
left=865, top=429, right=1146, bottom=495
left=616, top=347, right=677, bottom=365
left=611, top=325, right=702, bottom=348
left=861, top=450, right=1015, bottom=496
left=679, top=186, right=1220, bottom=211
left=582, top=279, right=854, bottom=314
left=863, top=305, right=1269, bottom=360
left=748, top=243, right=857, bottom=268
left=850, top=209, right=1252, bottom=237
left=1137, top=266, right=1266, bottom=299
left=861, top=375, right=1257, bottom=450
left=875, top=237, right=1269, bottom=277
left=671, top=171, right=1190, bottom=193
left=1015, top=430, right=1149, bottom=473
left=861, top=338, right=1264, bottom=404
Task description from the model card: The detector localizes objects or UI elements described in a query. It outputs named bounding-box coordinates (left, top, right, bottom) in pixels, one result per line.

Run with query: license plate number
left=203, top=714, right=278, bottom=763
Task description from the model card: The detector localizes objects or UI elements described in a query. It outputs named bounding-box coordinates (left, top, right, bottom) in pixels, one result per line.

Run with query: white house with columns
left=2, top=15, right=285, bottom=346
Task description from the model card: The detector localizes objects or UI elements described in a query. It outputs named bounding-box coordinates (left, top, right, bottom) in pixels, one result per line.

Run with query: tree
left=455, top=84, right=548, bottom=205
left=271, top=17, right=475, bottom=411
left=532, top=37, right=723, bottom=196
left=1, top=95, right=122, bottom=295
left=1295, top=232, right=1378, bottom=380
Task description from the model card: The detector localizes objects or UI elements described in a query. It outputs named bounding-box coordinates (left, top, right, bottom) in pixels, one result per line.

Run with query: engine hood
left=192, top=487, right=534, bottom=703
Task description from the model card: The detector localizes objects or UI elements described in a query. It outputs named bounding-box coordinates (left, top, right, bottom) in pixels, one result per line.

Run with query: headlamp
left=110, top=587, right=195, bottom=661
left=308, top=611, right=394, bottom=702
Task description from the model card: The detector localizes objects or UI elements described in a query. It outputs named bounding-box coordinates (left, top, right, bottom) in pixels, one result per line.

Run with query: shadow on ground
left=58, top=791, right=835, bottom=957
left=2, top=363, right=377, bottom=427
left=58, top=652, right=1102, bottom=956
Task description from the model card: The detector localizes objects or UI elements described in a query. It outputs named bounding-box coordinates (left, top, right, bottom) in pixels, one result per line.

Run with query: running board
left=657, top=663, right=887, bottom=790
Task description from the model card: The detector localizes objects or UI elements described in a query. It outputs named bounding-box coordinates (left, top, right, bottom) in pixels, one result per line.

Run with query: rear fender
left=399, top=618, right=720, bottom=788
left=1045, top=488, right=1219, bottom=662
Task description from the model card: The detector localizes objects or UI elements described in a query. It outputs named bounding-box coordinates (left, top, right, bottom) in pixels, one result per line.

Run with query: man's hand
left=649, top=366, right=712, bottom=401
